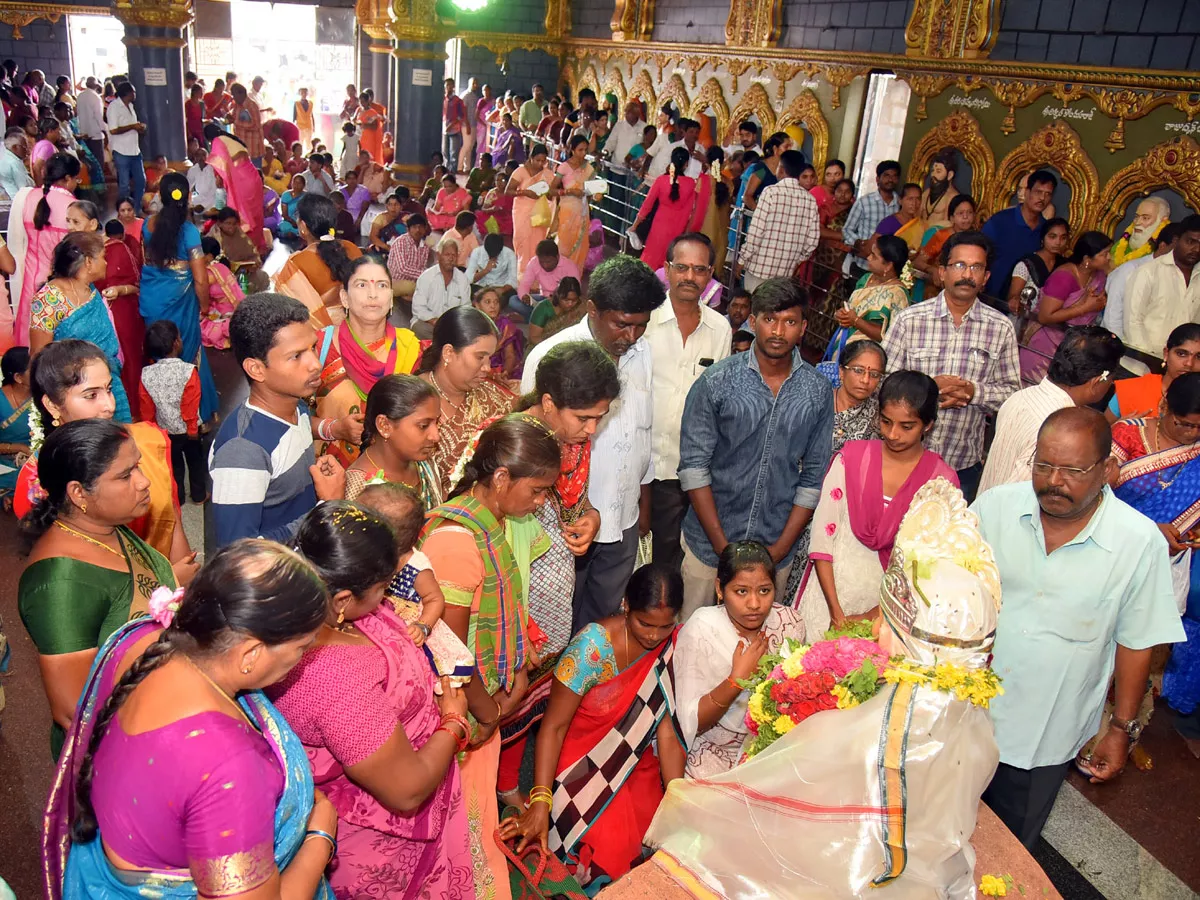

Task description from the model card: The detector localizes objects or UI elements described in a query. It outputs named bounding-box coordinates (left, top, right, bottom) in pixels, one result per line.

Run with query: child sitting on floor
left=199, top=236, right=245, bottom=350
left=355, top=481, right=475, bottom=686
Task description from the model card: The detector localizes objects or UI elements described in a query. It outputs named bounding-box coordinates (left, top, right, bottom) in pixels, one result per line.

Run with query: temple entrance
left=851, top=73, right=911, bottom=195
left=68, top=14, right=129, bottom=82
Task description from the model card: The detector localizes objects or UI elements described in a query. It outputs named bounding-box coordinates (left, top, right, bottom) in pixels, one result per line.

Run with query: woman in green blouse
left=18, top=419, right=176, bottom=758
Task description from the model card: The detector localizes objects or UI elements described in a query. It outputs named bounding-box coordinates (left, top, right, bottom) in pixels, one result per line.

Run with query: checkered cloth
left=738, top=180, right=820, bottom=280
left=549, top=639, right=678, bottom=856
left=842, top=189, right=900, bottom=269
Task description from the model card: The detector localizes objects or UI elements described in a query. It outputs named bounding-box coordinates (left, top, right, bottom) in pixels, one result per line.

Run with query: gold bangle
left=710, top=690, right=732, bottom=709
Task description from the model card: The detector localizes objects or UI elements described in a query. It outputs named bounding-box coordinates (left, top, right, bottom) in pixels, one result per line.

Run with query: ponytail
left=33, top=153, right=82, bottom=230
left=667, top=146, right=690, bottom=203
left=298, top=194, right=354, bottom=286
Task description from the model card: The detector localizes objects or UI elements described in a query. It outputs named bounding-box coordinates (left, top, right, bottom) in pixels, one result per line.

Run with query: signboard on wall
left=144, top=67, right=168, bottom=86
left=413, top=69, right=433, bottom=87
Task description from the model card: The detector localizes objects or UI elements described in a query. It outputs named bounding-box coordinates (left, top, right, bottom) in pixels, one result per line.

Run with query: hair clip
left=1099, top=369, right=1111, bottom=382
left=170, top=188, right=183, bottom=201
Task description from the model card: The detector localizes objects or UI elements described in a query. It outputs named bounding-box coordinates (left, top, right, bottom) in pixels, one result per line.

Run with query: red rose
left=818, top=692, right=838, bottom=710
left=795, top=700, right=819, bottom=720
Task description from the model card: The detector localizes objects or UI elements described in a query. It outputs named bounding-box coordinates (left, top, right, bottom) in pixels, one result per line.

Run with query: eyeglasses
left=842, top=365, right=884, bottom=380
left=1032, top=458, right=1106, bottom=480
left=945, top=261, right=987, bottom=274
left=667, top=262, right=713, bottom=276
left=1168, top=414, right=1200, bottom=434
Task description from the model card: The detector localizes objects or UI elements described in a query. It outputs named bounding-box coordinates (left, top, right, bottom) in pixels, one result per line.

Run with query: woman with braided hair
left=630, top=145, right=708, bottom=272
left=273, top=192, right=363, bottom=329
left=42, top=536, right=335, bottom=900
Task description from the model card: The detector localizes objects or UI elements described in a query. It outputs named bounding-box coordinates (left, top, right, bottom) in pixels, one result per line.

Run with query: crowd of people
left=0, top=64, right=1195, bottom=900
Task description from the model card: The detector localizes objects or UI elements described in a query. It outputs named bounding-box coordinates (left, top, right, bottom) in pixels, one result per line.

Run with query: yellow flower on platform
left=979, top=874, right=1008, bottom=896
left=774, top=715, right=795, bottom=735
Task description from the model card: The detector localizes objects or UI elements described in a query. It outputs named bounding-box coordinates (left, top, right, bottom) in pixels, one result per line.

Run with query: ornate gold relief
left=1089, top=88, right=1172, bottom=152
left=544, top=0, right=570, bottom=39
left=113, top=0, right=192, bottom=30
left=659, top=73, right=690, bottom=118
left=776, top=90, right=829, bottom=171
left=628, top=68, right=657, bottom=112
left=458, top=31, right=559, bottom=67
left=988, top=80, right=1050, bottom=134
left=355, top=0, right=390, bottom=39
left=1174, top=94, right=1200, bottom=121
left=611, top=0, right=654, bottom=42
left=822, top=65, right=868, bottom=110
left=2, top=2, right=112, bottom=38
left=388, top=0, right=444, bottom=43
left=725, top=60, right=752, bottom=94
left=579, top=64, right=603, bottom=102
left=602, top=68, right=628, bottom=112
left=689, top=77, right=731, bottom=142
left=990, top=121, right=1100, bottom=231
left=905, top=0, right=1001, bottom=59
left=1096, top=137, right=1200, bottom=235
left=906, top=110, right=995, bottom=206
left=726, top=0, right=783, bottom=48
left=728, top=83, right=777, bottom=137
left=896, top=72, right=954, bottom=122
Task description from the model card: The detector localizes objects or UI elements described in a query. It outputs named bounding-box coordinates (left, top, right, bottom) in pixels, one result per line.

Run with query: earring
left=240, top=665, right=251, bottom=674
left=336, top=608, right=345, bottom=626
left=51, top=416, right=61, bottom=427
left=79, top=502, right=87, bottom=514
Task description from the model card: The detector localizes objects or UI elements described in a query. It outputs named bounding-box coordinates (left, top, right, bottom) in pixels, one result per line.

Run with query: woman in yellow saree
left=873, top=182, right=925, bottom=252
left=315, top=257, right=422, bottom=467
left=551, top=136, right=595, bottom=272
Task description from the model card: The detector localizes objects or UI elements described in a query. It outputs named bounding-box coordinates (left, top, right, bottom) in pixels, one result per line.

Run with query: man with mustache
left=1124, top=213, right=1200, bottom=353
left=1111, top=195, right=1171, bottom=269
left=882, top=231, right=1020, bottom=500
left=920, top=147, right=961, bottom=230
left=972, top=406, right=1183, bottom=848
left=982, top=169, right=1057, bottom=301
left=521, top=255, right=666, bottom=629
left=643, top=233, right=732, bottom=570
left=677, top=277, right=834, bottom=619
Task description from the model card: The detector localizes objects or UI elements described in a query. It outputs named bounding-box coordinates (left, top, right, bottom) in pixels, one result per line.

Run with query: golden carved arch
left=658, top=73, right=690, bottom=117
left=602, top=68, right=628, bottom=113
left=578, top=65, right=603, bottom=103
left=906, top=110, right=995, bottom=208
left=776, top=90, right=829, bottom=172
left=1096, top=137, right=1200, bottom=236
left=628, top=68, right=657, bottom=113
left=990, top=121, right=1100, bottom=231
left=688, top=78, right=731, bottom=141
left=728, top=83, right=776, bottom=137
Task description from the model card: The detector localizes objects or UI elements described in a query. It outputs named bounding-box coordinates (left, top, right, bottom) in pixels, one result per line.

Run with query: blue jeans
left=442, top=132, right=463, bottom=173
left=113, top=151, right=146, bottom=207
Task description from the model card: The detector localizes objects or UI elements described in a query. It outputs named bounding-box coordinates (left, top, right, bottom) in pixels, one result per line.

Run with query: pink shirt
left=517, top=255, right=581, bottom=297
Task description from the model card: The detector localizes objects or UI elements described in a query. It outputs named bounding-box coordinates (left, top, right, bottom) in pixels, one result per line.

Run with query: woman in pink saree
left=271, top=502, right=476, bottom=900
left=551, top=136, right=595, bottom=272
left=10, top=153, right=80, bottom=345
left=208, top=132, right=268, bottom=255
left=507, top=145, right=553, bottom=276
left=1020, top=231, right=1111, bottom=384
left=428, top=173, right=472, bottom=232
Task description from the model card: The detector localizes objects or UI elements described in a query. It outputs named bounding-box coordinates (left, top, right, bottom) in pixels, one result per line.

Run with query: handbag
left=530, top=195, right=553, bottom=228
left=494, top=821, right=587, bottom=900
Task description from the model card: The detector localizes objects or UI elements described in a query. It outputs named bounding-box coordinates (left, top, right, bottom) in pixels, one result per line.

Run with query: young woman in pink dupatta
left=795, top=371, right=958, bottom=638
left=270, top=502, right=477, bottom=900
left=12, top=153, right=80, bottom=344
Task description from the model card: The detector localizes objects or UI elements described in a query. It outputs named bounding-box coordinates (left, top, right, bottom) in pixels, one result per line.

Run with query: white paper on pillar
left=412, top=69, right=433, bottom=87
left=144, top=68, right=167, bottom=86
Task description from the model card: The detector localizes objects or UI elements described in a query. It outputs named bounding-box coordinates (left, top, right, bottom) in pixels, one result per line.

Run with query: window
left=851, top=73, right=911, bottom=196
left=68, top=15, right=128, bottom=82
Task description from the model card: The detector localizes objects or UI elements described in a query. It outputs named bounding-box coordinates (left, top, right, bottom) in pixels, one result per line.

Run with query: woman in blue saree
left=140, top=172, right=218, bottom=423
left=1111, top=372, right=1200, bottom=755
left=44, top=539, right=336, bottom=900
left=28, top=231, right=131, bottom=423
left=0, top=346, right=32, bottom=505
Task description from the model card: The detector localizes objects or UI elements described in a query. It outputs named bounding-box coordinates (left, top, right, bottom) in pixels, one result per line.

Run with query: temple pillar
left=113, top=0, right=193, bottom=162
left=379, top=0, right=448, bottom=186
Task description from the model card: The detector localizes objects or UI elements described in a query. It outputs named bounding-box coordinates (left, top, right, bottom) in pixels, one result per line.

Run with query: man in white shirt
left=302, top=154, right=335, bottom=197
left=979, top=325, right=1123, bottom=494
left=521, top=255, right=667, bottom=629
left=411, top=235, right=471, bottom=340
left=606, top=101, right=647, bottom=168
left=106, top=81, right=147, bottom=208
left=0, top=128, right=32, bottom=200
left=76, top=77, right=105, bottom=167
left=645, top=117, right=705, bottom=182
left=464, top=233, right=518, bottom=292
left=644, top=233, right=731, bottom=569
left=723, top=119, right=762, bottom=157
left=248, top=76, right=273, bottom=116
left=1125, top=215, right=1200, bottom=353
left=186, top=146, right=218, bottom=211
left=1105, top=222, right=1179, bottom=339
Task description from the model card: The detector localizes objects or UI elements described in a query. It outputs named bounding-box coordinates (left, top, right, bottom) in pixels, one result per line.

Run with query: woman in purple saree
left=44, top=539, right=334, bottom=900
left=794, top=372, right=958, bottom=637
left=271, top=502, right=476, bottom=900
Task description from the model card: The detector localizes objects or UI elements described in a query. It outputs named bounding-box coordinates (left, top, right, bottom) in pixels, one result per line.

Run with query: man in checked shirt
left=882, top=231, right=1020, bottom=501
left=734, top=150, right=820, bottom=292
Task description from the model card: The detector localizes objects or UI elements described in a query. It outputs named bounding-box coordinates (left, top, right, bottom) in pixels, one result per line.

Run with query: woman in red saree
left=96, top=220, right=144, bottom=418
left=500, top=565, right=685, bottom=896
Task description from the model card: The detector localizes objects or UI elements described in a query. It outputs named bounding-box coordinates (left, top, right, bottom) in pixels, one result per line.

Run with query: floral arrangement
left=978, top=874, right=1012, bottom=896
left=741, top=629, right=1003, bottom=759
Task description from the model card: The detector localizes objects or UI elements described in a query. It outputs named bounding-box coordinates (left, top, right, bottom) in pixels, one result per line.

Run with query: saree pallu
left=46, top=619, right=332, bottom=900
left=554, top=163, right=594, bottom=272
left=51, top=294, right=133, bottom=424
left=98, top=239, right=145, bottom=419
left=822, top=276, right=910, bottom=363
left=273, top=242, right=364, bottom=330
left=550, top=635, right=679, bottom=895
left=315, top=322, right=422, bottom=467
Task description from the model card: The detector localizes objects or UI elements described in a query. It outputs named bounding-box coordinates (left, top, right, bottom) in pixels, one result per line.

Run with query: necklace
left=183, top=655, right=256, bottom=729
left=622, top=618, right=631, bottom=667
left=429, top=370, right=467, bottom=416
left=1150, top=420, right=1186, bottom=488
left=56, top=521, right=124, bottom=559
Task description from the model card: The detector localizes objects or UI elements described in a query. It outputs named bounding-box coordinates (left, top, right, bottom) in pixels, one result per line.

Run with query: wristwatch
left=1110, top=715, right=1143, bottom=742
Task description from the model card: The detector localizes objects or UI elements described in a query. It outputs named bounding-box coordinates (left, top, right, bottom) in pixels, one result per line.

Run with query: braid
left=71, top=632, right=176, bottom=843
left=450, top=457, right=481, bottom=499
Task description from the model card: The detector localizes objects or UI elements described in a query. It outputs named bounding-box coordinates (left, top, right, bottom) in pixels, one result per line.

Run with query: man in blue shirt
left=981, top=169, right=1056, bottom=302
left=972, top=407, right=1183, bottom=848
left=678, top=278, right=834, bottom=619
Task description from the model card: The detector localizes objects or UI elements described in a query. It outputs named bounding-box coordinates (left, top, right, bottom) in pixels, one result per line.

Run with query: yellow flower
left=774, top=715, right=795, bottom=735
left=170, top=188, right=183, bottom=201
left=831, top=684, right=860, bottom=709
left=747, top=691, right=767, bottom=724
left=979, top=874, right=1007, bottom=896
left=781, top=654, right=805, bottom=679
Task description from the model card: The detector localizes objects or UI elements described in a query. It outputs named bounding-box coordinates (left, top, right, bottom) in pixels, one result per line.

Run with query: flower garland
left=28, top=406, right=44, bottom=455
left=741, top=630, right=1003, bottom=759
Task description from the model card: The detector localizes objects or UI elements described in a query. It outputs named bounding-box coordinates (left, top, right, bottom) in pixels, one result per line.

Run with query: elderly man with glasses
left=882, top=230, right=1020, bottom=500
left=644, top=232, right=732, bottom=570
left=971, top=406, right=1183, bottom=848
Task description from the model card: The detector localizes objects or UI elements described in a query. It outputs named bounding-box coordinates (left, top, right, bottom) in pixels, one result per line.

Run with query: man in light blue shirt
left=0, top=128, right=32, bottom=200
left=972, top=407, right=1183, bottom=848
left=464, top=233, right=518, bottom=293
left=521, top=255, right=666, bottom=630
left=840, top=159, right=899, bottom=278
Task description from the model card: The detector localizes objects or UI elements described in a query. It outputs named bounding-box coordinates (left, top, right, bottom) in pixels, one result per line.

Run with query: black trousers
left=982, top=760, right=1071, bottom=850
left=650, top=479, right=689, bottom=572
left=572, top=523, right=639, bottom=633
left=170, top=433, right=207, bottom=503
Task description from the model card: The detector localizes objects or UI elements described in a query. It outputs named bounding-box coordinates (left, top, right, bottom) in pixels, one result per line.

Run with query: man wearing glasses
left=972, top=406, right=1183, bottom=848
left=882, top=231, right=1020, bottom=500
left=981, top=169, right=1057, bottom=301
left=733, top=150, right=820, bottom=292
left=644, top=233, right=732, bottom=570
